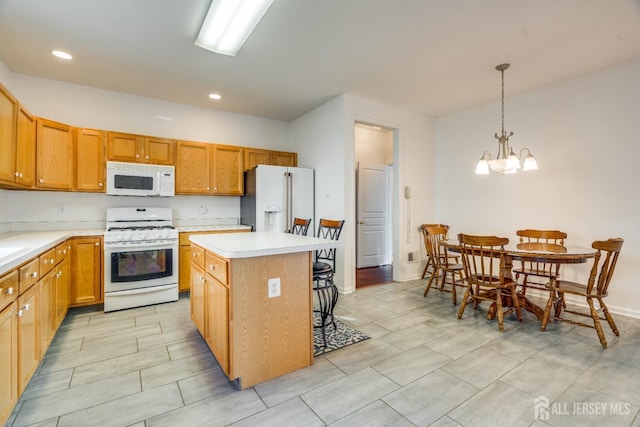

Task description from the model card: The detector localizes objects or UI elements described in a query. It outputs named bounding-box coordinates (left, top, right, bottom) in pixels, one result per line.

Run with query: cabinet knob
left=98, top=182, right=103, bottom=187
left=145, top=155, right=149, bottom=160
left=18, top=173, right=23, bottom=178
left=17, top=310, right=23, bottom=317
left=28, top=272, right=38, bottom=278
left=200, top=276, right=205, bottom=282
left=209, top=264, right=215, bottom=271
left=4, top=287, right=14, bottom=295
left=51, top=258, right=55, bottom=264
left=136, top=154, right=140, bottom=158
left=39, top=178, right=44, bottom=183
left=22, top=303, right=30, bottom=311
left=206, top=187, right=210, bottom=191
left=193, top=252, right=199, bottom=257
left=14, top=172, right=19, bottom=177
left=95, top=242, right=100, bottom=246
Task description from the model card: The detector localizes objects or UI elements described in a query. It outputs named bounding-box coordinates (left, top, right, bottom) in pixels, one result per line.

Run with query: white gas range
left=104, top=207, right=179, bottom=312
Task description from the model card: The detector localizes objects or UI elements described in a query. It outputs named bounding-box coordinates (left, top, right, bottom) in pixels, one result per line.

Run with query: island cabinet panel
left=228, top=252, right=312, bottom=389
left=190, top=263, right=206, bottom=336
left=205, top=274, right=229, bottom=374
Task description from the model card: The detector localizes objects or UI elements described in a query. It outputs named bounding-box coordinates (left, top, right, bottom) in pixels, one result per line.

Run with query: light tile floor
left=7, top=280, right=640, bottom=426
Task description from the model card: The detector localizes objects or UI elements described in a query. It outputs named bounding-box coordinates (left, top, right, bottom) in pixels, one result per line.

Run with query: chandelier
left=475, top=63, right=538, bottom=175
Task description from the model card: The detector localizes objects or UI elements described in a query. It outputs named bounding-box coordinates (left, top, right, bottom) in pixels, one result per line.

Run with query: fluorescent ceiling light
left=195, top=0, right=274, bottom=56
left=209, top=93, right=222, bottom=100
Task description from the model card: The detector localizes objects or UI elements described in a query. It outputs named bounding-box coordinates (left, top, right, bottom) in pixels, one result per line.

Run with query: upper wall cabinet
left=36, top=119, right=75, bottom=191
left=1, top=84, right=36, bottom=189
left=175, top=140, right=243, bottom=196
left=243, top=147, right=298, bottom=171
left=76, top=128, right=105, bottom=192
left=106, top=132, right=174, bottom=165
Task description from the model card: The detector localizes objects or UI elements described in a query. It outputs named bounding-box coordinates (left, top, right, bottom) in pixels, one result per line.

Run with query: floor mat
left=313, top=316, right=370, bottom=356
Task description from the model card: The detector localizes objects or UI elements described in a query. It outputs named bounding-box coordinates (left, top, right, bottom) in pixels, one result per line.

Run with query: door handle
left=358, top=221, right=365, bottom=225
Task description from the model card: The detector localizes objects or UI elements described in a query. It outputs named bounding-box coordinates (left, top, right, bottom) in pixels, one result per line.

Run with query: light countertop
left=177, top=225, right=252, bottom=233
left=189, top=231, right=337, bottom=259
left=0, top=229, right=103, bottom=276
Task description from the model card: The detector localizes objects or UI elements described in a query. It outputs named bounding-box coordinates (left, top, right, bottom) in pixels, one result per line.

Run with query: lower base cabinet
left=69, top=236, right=103, bottom=306
left=0, top=301, right=18, bottom=424
left=17, top=284, right=39, bottom=395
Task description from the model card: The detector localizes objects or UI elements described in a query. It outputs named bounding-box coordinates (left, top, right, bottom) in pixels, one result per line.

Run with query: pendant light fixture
left=475, top=63, right=538, bottom=175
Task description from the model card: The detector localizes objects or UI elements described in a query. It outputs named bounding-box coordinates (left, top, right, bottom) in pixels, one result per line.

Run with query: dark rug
left=313, top=316, right=370, bottom=356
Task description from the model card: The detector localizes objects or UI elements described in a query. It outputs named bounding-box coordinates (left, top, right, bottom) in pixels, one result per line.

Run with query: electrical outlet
left=197, top=204, right=208, bottom=215
left=268, top=278, right=281, bottom=298
left=408, top=252, right=414, bottom=262
left=57, top=203, right=66, bottom=215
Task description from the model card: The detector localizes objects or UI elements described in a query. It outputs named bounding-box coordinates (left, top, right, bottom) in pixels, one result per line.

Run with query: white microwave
left=106, top=161, right=175, bottom=197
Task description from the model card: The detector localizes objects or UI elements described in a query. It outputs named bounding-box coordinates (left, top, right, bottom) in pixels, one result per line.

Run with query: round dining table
left=441, top=239, right=597, bottom=320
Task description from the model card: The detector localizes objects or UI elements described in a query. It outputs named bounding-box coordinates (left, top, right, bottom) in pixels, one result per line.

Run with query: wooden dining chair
left=541, top=238, right=624, bottom=348
left=420, top=224, right=459, bottom=279
left=457, top=233, right=523, bottom=332
left=422, top=225, right=464, bottom=304
left=291, top=217, right=311, bottom=236
left=513, top=229, right=567, bottom=295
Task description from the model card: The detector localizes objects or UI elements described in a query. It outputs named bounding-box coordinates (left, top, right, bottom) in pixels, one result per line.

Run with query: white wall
left=290, top=94, right=435, bottom=293
left=0, top=65, right=290, bottom=228
left=435, top=58, right=640, bottom=317
left=355, top=126, right=393, bottom=164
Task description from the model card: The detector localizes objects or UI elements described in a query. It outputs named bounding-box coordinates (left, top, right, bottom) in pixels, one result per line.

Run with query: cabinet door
left=14, top=104, right=36, bottom=188
left=76, top=128, right=105, bottom=192
left=270, top=151, right=297, bottom=167
left=190, top=263, right=206, bottom=336
left=179, top=245, right=192, bottom=292
left=36, top=118, right=75, bottom=190
left=0, top=83, right=17, bottom=184
left=106, top=132, right=142, bottom=163
left=69, top=237, right=103, bottom=307
left=205, top=275, right=229, bottom=374
left=18, top=284, right=39, bottom=394
left=0, top=270, right=18, bottom=313
left=211, top=144, right=243, bottom=195
left=243, top=148, right=270, bottom=171
left=175, top=140, right=211, bottom=194
left=144, top=137, right=174, bottom=165
left=54, top=258, right=70, bottom=329
left=0, top=302, right=18, bottom=426
left=39, top=272, right=55, bottom=355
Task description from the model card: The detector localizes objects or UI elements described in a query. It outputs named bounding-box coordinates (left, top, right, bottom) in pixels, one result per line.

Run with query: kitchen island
left=189, top=231, right=337, bottom=389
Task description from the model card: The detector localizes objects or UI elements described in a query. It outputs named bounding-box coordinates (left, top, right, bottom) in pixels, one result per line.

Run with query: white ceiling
left=1, top=0, right=639, bottom=122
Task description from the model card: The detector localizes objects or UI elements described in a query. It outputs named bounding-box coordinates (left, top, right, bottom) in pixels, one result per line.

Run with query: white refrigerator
left=241, top=165, right=315, bottom=235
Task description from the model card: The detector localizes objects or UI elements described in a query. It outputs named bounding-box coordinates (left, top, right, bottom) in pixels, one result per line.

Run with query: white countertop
left=0, top=229, right=103, bottom=276
left=189, top=231, right=338, bottom=259
left=177, top=225, right=252, bottom=233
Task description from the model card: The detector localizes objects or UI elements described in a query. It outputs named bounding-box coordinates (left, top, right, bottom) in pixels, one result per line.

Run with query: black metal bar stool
left=313, top=219, right=344, bottom=349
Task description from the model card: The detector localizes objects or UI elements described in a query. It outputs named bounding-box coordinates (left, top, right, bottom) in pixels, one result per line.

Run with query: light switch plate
left=268, top=278, right=281, bottom=298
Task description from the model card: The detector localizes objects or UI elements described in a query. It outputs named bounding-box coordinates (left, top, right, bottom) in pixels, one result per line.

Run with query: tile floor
left=7, top=280, right=640, bottom=427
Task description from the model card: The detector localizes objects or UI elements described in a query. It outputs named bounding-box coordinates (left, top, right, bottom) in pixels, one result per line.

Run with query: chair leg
left=450, top=272, right=458, bottom=305
left=457, top=284, right=472, bottom=319
left=599, top=298, right=620, bottom=336
left=587, top=297, right=608, bottom=349
left=423, top=266, right=439, bottom=297
left=510, top=285, right=523, bottom=322
left=421, top=258, right=431, bottom=279
left=496, top=288, right=504, bottom=332
left=540, top=290, right=555, bottom=331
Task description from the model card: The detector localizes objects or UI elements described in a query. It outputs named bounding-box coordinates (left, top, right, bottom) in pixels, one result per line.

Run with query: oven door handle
left=105, top=284, right=177, bottom=296
left=104, top=241, right=178, bottom=250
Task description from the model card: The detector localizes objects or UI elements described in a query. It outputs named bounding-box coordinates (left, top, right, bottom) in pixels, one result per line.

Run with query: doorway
left=354, top=122, right=394, bottom=288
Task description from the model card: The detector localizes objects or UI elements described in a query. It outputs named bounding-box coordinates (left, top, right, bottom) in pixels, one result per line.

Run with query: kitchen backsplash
left=1, top=189, right=241, bottom=231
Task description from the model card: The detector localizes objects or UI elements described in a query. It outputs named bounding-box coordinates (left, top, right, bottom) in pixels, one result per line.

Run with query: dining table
left=441, top=239, right=597, bottom=321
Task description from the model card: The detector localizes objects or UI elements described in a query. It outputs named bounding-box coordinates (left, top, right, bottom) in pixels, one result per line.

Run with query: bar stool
left=313, top=219, right=345, bottom=348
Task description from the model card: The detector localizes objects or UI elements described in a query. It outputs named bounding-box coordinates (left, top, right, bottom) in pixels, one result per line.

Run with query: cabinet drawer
left=39, top=248, right=57, bottom=277
left=0, top=270, right=18, bottom=311
left=56, top=242, right=70, bottom=264
left=19, top=258, right=39, bottom=294
left=191, top=245, right=205, bottom=269
left=205, top=252, right=228, bottom=285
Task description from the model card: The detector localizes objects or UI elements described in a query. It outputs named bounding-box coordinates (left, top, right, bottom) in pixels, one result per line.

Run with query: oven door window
left=111, top=248, right=173, bottom=283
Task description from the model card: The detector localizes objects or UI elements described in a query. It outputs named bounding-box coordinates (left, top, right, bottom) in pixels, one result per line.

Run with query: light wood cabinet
left=243, top=147, right=298, bottom=171
left=69, top=236, right=103, bottom=307
left=0, top=301, right=18, bottom=425
left=175, top=141, right=243, bottom=196
left=270, top=150, right=297, bottom=167
left=0, top=84, right=36, bottom=189
left=76, top=128, right=105, bottom=192
left=17, top=283, right=39, bottom=394
left=212, top=144, right=243, bottom=195
left=175, top=140, right=211, bottom=194
left=0, top=270, right=18, bottom=312
left=190, top=263, right=206, bottom=336
left=36, top=118, right=75, bottom=190
left=243, top=148, right=271, bottom=171
left=205, top=271, right=229, bottom=374
left=0, top=83, right=17, bottom=185
left=53, top=256, right=70, bottom=330
left=106, top=132, right=174, bottom=165
left=39, top=270, right=55, bottom=353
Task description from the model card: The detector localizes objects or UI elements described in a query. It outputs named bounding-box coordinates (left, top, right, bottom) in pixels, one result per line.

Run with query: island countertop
left=189, top=231, right=337, bottom=258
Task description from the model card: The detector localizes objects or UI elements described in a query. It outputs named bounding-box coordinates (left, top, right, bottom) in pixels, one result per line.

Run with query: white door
left=356, top=162, right=389, bottom=268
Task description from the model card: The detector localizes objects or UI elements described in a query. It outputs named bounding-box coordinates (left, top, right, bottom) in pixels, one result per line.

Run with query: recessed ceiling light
left=209, top=93, right=222, bottom=100
left=52, top=50, right=72, bottom=60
